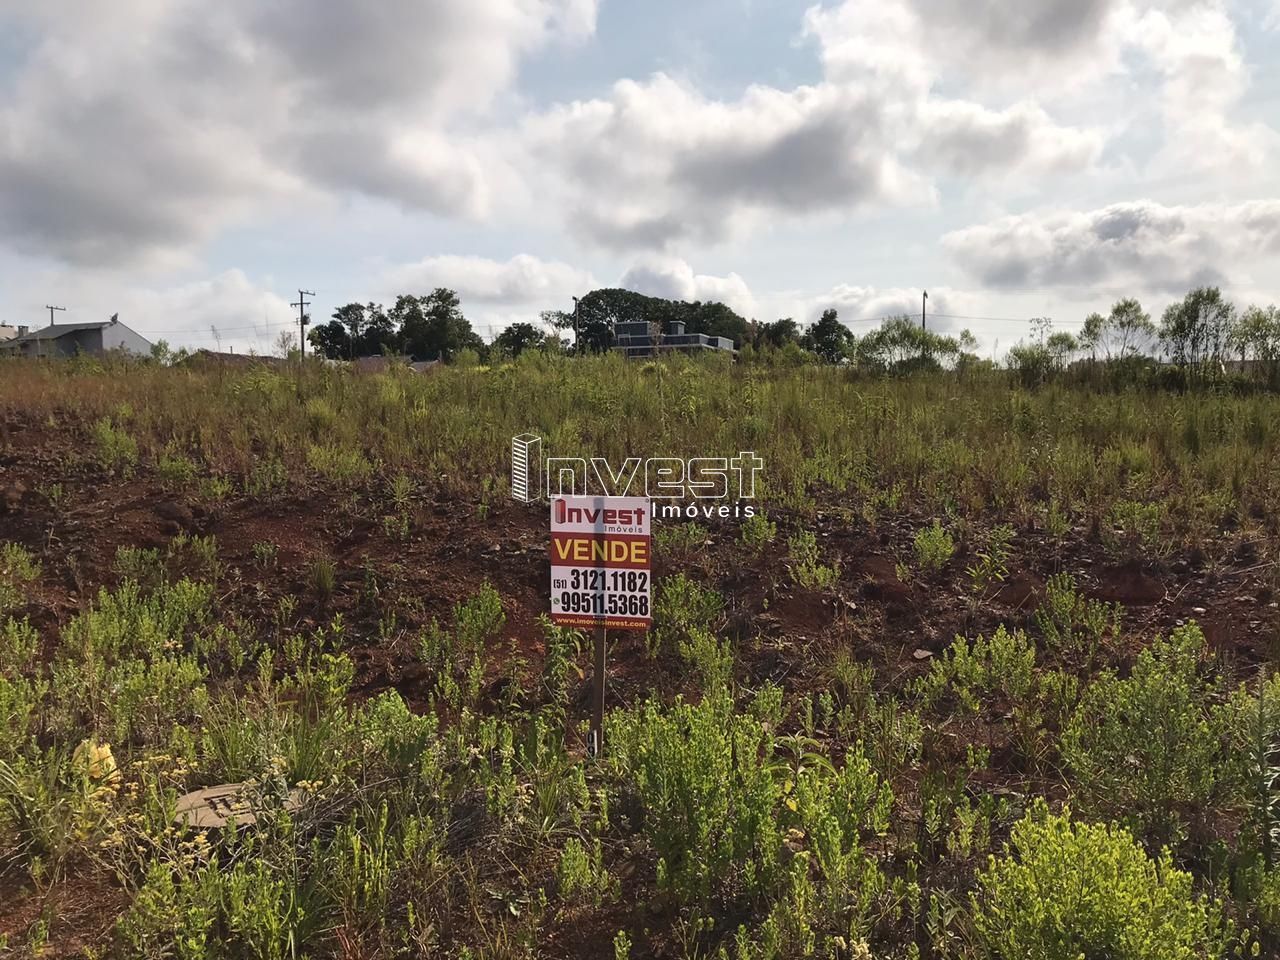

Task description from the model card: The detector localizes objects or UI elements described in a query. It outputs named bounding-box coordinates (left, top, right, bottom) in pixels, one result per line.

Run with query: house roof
left=9, top=321, right=115, bottom=342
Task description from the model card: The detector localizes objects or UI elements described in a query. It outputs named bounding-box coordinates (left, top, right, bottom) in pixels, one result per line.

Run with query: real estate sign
left=549, top=495, right=651, bottom=630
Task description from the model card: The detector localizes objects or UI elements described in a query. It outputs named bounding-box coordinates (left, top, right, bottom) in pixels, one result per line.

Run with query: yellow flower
left=72, top=739, right=120, bottom=785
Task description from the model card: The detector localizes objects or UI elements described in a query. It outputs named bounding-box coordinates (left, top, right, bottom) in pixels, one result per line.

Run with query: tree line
left=305, top=283, right=1280, bottom=388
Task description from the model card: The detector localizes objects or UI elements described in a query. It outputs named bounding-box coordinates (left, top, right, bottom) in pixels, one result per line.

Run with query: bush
left=739, top=512, right=777, bottom=555
left=651, top=574, right=724, bottom=656
left=912, top=520, right=955, bottom=575
left=607, top=692, right=782, bottom=903
left=975, top=802, right=1232, bottom=960
left=1035, top=573, right=1122, bottom=673
left=0, top=543, right=40, bottom=618
left=91, top=417, right=138, bottom=475
left=787, top=530, right=840, bottom=590
left=1062, top=624, right=1225, bottom=848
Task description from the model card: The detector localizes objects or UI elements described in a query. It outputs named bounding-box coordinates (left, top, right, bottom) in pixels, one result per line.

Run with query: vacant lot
left=2, top=355, right=1280, bottom=958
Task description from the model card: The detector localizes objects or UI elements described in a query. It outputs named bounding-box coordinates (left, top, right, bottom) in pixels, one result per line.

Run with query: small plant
left=170, top=533, right=221, bottom=582
left=306, top=443, right=372, bottom=488
left=113, top=545, right=166, bottom=589
left=454, top=582, right=505, bottom=659
left=389, top=472, right=413, bottom=508
left=1104, top=498, right=1167, bottom=559
left=246, top=456, right=287, bottom=496
left=157, top=448, right=198, bottom=488
left=678, top=626, right=734, bottom=693
left=651, top=573, right=724, bottom=655
left=0, top=543, right=41, bottom=617
left=251, top=540, right=279, bottom=569
left=829, top=649, right=874, bottom=713
left=557, top=837, right=617, bottom=907
left=309, top=556, right=337, bottom=603
left=91, top=417, right=138, bottom=475
left=655, top=522, right=708, bottom=560
left=966, top=523, right=1014, bottom=600
left=913, top=520, right=955, bottom=575
left=1035, top=573, right=1122, bottom=673
left=739, top=511, right=777, bottom=555
left=787, top=530, right=840, bottom=590
left=382, top=511, right=411, bottom=541
left=198, top=475, right=234, bottom=502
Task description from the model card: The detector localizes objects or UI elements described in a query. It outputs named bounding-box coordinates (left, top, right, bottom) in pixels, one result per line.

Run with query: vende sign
left=550, top=495, right=651, bottom=630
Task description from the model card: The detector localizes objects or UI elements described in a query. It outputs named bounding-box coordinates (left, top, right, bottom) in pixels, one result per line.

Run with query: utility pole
left=572, top=296, right=581, bottom=354
left=40, top=305, right=65, bottom=361
left=291, top=290, right=314, bottom=360
left=921, top=290, right=928, bottom=331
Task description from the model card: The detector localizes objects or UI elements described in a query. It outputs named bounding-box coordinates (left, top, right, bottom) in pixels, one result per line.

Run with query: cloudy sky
left=1, top=0, right=1278, bottom=354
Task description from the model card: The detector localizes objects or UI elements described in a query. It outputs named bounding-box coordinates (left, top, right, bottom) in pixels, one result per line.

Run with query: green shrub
left=0, top=543, right=40, bottom=618
left=678, top=626, right=734, bottom=693
left=913, top=520, right=955, bottom=575
left=306, top=442, right=372, bottom=487
left=608, top=692, right=783, bottom=903
left=655, top=522, right=708, bottom=560
left=651, top=573, right=724, bottom=655
left=1062, top=624, right=1225, bottom=848
left=1105, top=499, right=1168, bottom=559
left=787, top=530, right=840, bottom=590
left=114, top=545, right=167, bottom=589
left=309, top=556, right=337, bottom=602
left=974, top=802, right=1232, bottom=960
left=739, top=512, right=777, bottom=555
left=454, top=582, right=505, bottom=660
left=1035, top=573, right=1122, bottom=673
left=966, top=523, right=1013, bottom=599
left=157, top=448, right=198, bottom=487
left=557, top=837, right=617, bottom=907
left=91, top=417, right=138, bottom=474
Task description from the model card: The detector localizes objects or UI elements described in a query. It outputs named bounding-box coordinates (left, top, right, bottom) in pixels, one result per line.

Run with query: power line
left=930, top=312, right=1084, bottom=325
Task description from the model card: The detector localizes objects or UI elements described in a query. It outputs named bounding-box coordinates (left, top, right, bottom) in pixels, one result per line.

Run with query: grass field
left=2, top=354, right=1280, bottom=958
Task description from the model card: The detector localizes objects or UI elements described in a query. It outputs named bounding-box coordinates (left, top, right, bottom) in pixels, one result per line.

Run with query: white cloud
left=619, top=255, right=758, bottom=317
left=0, top=1, right=597, bottom=265
left=380, top=253, right=594, bottom=306
left=944, top=198, right=1280, bottom=295
left=1119, top=1, right=1278, bottom=173
left=525, top=0, right=1107, bottom=250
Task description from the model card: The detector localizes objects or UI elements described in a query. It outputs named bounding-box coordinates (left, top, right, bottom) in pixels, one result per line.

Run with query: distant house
left=350, top=356, right=443, bottom=374
left=0, top=325, right=18, bottom=342
left=613, top=319, right=737, bottom=360
left=0, top=316, right=152, bottom=359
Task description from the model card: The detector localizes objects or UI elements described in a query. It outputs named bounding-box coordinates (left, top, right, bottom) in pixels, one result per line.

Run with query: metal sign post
left=591, top=626, right=606, bottom=757
left=549, top=495, right=651, bottom=757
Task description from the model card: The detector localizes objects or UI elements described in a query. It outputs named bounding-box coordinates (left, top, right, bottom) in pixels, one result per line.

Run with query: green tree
left=803, top=308, right=854, bottom=363
left=856, top=315, right=960, bottom=374
left=1230, top=304, right=1280, bottom=385
left=754, top=318, right=802, bottom=350
left=397, top=289, right=484, bottom=362
left=491, top=322, right=548, bottom=359
left=679, top=301, right=749, bottom=347
left=307, top=320, right=351, bottom=360
left=1160, top=287, right=1235, bottom=383
left=1107, top=297, right=1156, bottom=360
